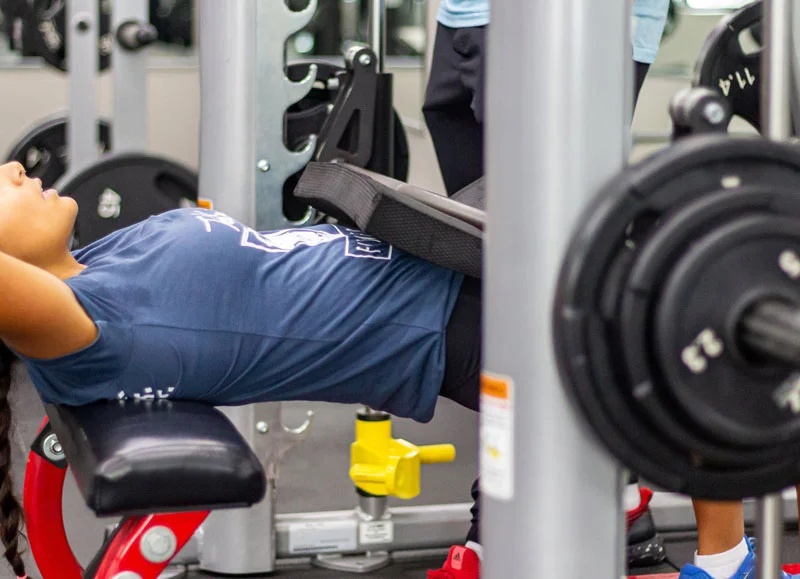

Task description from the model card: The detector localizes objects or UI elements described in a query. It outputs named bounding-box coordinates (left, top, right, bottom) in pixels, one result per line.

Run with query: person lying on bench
left=0, top=161, right=481, bottom=579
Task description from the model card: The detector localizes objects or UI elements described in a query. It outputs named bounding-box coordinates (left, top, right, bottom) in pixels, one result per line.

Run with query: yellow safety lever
left=349, top=408, right=456, bottom=500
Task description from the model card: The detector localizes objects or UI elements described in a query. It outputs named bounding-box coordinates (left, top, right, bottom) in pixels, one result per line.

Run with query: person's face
left=0, top=162, right=78, bottom=264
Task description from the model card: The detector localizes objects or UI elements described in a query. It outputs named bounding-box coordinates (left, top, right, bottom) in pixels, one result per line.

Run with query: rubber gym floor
left=8, top=368, right=800, bottom=578
left=173, top=529, right=800, bottom=577
left=168, top=527, right=800, bottom=577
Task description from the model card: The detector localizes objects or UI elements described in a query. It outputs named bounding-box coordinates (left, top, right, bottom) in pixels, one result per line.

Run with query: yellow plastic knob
left=419, top=444, right=457, bottom=464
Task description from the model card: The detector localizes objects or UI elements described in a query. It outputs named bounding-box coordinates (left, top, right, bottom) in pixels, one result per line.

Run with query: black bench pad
left=45, top=400, right=266, bottom=516
left=294, top=162, right=484, bottom=278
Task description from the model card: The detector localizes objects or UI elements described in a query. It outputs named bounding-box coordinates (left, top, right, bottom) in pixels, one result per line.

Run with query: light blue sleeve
left=437, top=0, right=490, bottom=28
left=436, top=0, right=669, bottom=64
left=632, top=0, right=671, bottom=64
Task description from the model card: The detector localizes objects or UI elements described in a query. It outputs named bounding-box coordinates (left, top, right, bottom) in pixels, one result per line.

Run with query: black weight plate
left=656, top=215, right=800, bottom=446
left=693, top=1, right=763, bottom=131
left=283, top=61, right=410, bottom=222
left=1, top=0, right=35, bottom=55
left=149, top=0, right=193, bottom=47
left=58, top=153, right=198, bottom=248
left=7, top=116, right=111, bottom=189
left=26, top=0, right=112, bottom=72
left=553, top=135, right=800, bottom=500
left=619, top=186, right=800, bottom=466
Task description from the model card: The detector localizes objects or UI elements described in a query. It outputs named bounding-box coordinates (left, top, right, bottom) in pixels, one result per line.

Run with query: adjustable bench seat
left=295, top=162, right=485, bottom=279
left=44, top=400, right=266, bottom=516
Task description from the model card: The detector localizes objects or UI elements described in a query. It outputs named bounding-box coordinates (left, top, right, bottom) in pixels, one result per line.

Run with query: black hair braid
left=0, top=343, right=26, bottom=578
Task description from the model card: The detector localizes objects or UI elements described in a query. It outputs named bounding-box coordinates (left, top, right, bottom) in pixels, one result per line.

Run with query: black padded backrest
left=46, top=400, right=266, bottom=516
left=345, top=165, right=486, bottom=227
left=451, top=176, right=485, bottom=211
left=294, top=162, right=484, bottom=278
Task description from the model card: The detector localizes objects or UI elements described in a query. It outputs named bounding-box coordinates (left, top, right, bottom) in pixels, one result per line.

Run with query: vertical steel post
left=481, top=0, right=630, bottom=577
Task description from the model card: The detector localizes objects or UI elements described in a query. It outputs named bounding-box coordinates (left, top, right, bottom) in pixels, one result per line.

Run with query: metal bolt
left=358, top=53, right=372, bottom=66
left=721, top=174, right=742, bottom=189
left=111, top=573, right=142, bottom=579
left=73, top=13, right=92, bottom=32
left=257, top=159, right=270, bottom=172
left=779, top=250, right=800, bottom=279
left=42, top=433, right=64, bottom=462
left=256, top=421, right=269, bottom=434
left=703, top=101, right=726, bottom=125
left=139, top=526, right=177, bottom=563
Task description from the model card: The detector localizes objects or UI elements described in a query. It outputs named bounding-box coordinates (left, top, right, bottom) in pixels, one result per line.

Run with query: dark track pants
left=423, top=22, right=651, bottom=197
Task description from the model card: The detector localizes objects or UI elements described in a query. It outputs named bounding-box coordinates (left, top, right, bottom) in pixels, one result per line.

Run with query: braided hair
left=0, top=343, right=26, bottom=578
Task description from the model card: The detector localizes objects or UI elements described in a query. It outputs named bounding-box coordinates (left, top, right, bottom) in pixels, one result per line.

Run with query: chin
left=62, top=197, right=80, bottom=220
left=62, top=196, right=79, bottom=211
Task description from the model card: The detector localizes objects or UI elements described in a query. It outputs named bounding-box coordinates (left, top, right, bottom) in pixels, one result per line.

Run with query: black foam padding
left=452, top=177, right=485, bottom=211
left=295, top=163, right=484, bottom=278
left=45, top=400, right=266, bottom=516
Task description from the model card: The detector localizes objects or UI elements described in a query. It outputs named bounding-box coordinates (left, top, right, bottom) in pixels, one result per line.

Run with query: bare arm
left=0, top=251, right=97, bottom=359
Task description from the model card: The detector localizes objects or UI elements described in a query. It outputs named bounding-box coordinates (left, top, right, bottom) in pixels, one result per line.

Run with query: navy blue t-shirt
left=19, top=209, right=463, bottom=422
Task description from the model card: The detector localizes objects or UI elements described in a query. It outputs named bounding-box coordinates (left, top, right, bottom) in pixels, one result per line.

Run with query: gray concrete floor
left=2, top=364, right=479, bottom=579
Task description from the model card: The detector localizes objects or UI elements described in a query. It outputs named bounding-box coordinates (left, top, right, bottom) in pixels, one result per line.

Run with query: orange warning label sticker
left=481, top=374, right=509, bottom=400
left=480, top=372, right=514, bottom=501
left=196, top=198, right=214, bottom=210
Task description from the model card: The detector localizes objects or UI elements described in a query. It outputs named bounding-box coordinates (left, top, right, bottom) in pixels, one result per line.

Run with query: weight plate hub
left=553, top=135, right=800, bottom=500
left=6, top=115, right=111, bottom=189
left=656, top=215, right=800, bottom=446
left=693, top=1, right=766, bottom=132
left=58, top=153, right=198, bottom=249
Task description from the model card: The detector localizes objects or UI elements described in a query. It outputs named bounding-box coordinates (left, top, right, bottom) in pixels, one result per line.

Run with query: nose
left=0, top=161, right=23, bottom=176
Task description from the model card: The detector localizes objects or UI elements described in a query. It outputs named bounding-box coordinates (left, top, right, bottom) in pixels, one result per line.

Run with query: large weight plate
left=26, top=0, right=113, bottom=72
left=693, top=1, right=764, bottom=131
left=58, top=153, right=198, bottom=248
left=7, top=115, right=111, bottom=189
left=553, top=135, right=800, bottom=500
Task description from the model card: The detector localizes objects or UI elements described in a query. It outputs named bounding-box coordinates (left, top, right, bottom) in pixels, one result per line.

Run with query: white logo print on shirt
left=242, top=228, right=344, bottom=253
left=117, top=386, right=175, bottom=401
left=192, top=210, right=392, bottom=260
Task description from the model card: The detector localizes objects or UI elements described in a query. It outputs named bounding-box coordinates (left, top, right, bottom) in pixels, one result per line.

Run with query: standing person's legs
left=423, top=25, right=486, bottom=196
left=676, top=500, right=753, bottom=579
left=693, top=501, right=745, bottom=557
